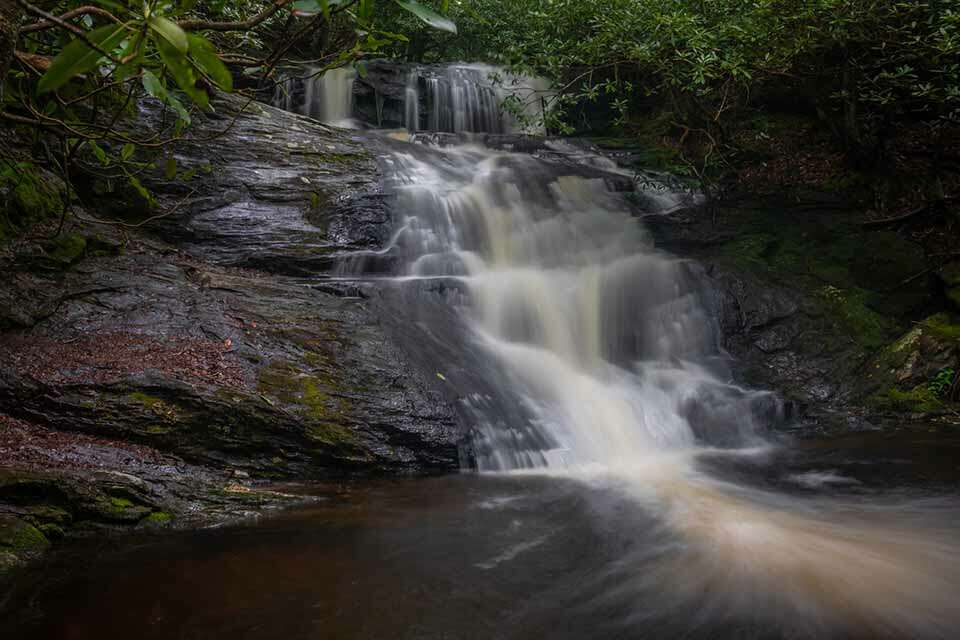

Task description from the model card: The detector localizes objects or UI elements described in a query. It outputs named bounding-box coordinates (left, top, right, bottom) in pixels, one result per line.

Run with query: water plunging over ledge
left=273, top=66, right=358, bottom=127
left=382, top=142, right=770, bottom=469
left=273, top=62, right=551, bottom=133
left=4, top=136, right=960, bottom=640
left=373, top=138, right=960, bottom=638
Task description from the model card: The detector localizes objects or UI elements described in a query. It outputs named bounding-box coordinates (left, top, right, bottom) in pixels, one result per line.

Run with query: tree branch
left=19, top=5, right=120, bottom=33
left=14, top=50, right=51, bottom=73
left=16, top=0, right=121, bottom=63
left=178, top=0, right=290, bottom=32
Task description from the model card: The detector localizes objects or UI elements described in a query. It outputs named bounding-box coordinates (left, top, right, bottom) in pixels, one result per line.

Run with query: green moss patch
left=128, top=392, right=180, bottom=423
left=110, top=497, right=134, bottom=510
left=817, top=286, right=892, bottom=351
left=43, top=233, right=87, bottom=265
left=92, top=495, right=152, bottom=523
left=144, top=511, right=172, bottom=525
left=0, top=515, right=50, bottom=554
left=869, top=385, right=944, bottom=414
left=721, top=233, right=775, bottom=270
left=923, top=313, right=960, bottom=344
left=0, top=163, right=64, bottom=241
left=716, top=211, right=930, bottom=350
left=257, top=360, right=359, bottom=450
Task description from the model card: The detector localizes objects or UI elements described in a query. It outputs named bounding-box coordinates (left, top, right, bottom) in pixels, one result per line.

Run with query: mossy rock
left=0, top=551, right=20, bottom=572
left=947, top=287, right=960, bottom=310
left=941, top=262, right=960, bottom=288
left=868, top=385, right=944, bottom=414
left=128, top=392, right=181, bottom=424
left=716, top=209, right=932, bottom=352
left=721, top=234, right=775, bottom=270
left=0, top=164, right=65, bottom=241
left=89, top=495, right=153, bottom=523
left=80, top=173, right=154, bottom=219
left=38, top=523, right=65, bottom=540
left=817, top=285, right=892, bottom=351
left=860, top=313, right=960, bottom=408
left=85, top=234, right=124, bottom=257
left=940, top=262, right=960, bottom=311
left=257, top=359, right=362, bottom=452
left=849, top=232, right=927, bottom=314
left=923, top=313, right=960, bottom=345
left=143, top=511, right=173, bottom=526
left=41, top=233, right=87, bottom=266
left=0, top=515, right=50, bottom=556
left=26, top=505, right=72, bottom=527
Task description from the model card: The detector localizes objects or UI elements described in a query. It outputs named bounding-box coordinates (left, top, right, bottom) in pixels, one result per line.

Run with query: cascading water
left=377, top=139, right=960, bottom=638
left=273, top=61, right=551, bottom=134
left=273, top=66, right=357, bottom=127
left=414, top=64, right=551, bottom=134
left=403, top=70, right=420, bottom=132
left=385, top=143, right=771, bottom=469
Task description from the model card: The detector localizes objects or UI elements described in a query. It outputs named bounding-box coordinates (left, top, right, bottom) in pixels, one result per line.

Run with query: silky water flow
left=375, top=140, right=960, bottom=639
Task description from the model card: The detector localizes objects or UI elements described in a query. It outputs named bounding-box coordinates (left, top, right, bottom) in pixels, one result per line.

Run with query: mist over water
left=382, top=140, right=960, bottom=638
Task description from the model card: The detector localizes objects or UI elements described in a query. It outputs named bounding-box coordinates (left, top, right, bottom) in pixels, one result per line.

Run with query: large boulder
left=0, top=93, right=466, bottom=565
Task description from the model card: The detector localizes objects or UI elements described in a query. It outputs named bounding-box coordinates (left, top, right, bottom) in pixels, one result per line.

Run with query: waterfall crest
left=273, top=61, right=551, bottom=134
left=411, top=64, right=551, bottom=134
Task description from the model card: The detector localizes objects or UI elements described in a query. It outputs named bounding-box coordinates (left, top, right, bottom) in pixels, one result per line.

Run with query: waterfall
left=385, top=144, right=771, bottom=470
left=274, top=61, right=551, bottom=134
left=414, top=64, right=551, bottom=135
left=373, top=139, right=960, bottom=636
left=272, top=66, right=357, bottom=127
left=404, top=70, right=420, bottom=132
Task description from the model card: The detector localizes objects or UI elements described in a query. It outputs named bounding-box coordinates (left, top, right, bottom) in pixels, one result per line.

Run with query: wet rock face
left=123, top=95, right=393, bottom=271
left=0, top=252, right=462, bottom=476
left=0, top=93, right=466, bottom=561
left=646, top=206, right=958, bottom=429
left=353, top=60, right=416, bottom=129
left=0, top=414, right=311, bottom=572
left=702, top=266, right=852, bottom=409
left=1, top=95, right=463, bottom=476
left=648, top=204, right=921, bottom=423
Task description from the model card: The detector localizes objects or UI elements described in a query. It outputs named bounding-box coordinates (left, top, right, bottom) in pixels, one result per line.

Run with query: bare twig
left=20, top=5, right=120, bottom=33
left=73, top=188, right=199, bottom=229
left=178, top=0, right=290, bottom=31
left=16, top=0, right=122, bottom=64
left=862, top=198, right=955, bottom=228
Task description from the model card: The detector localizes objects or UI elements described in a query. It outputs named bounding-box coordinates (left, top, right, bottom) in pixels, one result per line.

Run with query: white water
left=273, top=66, right=357, bottom=127
left=387, top=144, right=769, bottom=469
left=411, top=64, right=552, bottom=134
left=382, top=141, right=960, bottom=637
left=275, top=62, right=551, bottom=134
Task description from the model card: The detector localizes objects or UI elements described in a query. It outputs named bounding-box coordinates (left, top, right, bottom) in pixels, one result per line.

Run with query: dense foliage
left=3, top=1, right=959, bottom=202
left=0, top=0, right=454, bottom=214
left=402, top=1, right=960, bottom=162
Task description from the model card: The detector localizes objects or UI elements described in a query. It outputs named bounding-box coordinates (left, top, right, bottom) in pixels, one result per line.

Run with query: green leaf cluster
left=424, top=0, right=960, bottom=146
left=2, top=0, right=457, bottom=209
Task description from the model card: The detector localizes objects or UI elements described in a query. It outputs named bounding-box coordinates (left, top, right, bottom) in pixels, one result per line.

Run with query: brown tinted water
left=2, top=430, right=959, bottom=640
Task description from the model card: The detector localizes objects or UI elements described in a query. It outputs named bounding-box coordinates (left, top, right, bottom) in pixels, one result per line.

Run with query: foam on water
left=381, top=139, right=960, bottom=637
